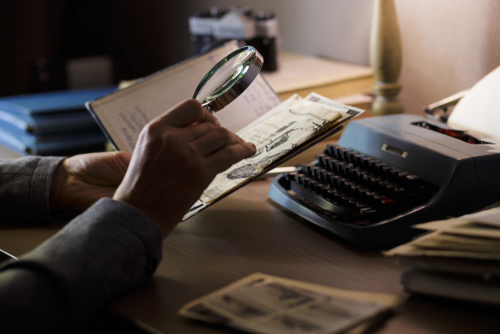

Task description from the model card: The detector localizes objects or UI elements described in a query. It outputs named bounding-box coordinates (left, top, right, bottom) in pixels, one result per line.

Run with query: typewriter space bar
left=290, top=181, right=353, bottom=220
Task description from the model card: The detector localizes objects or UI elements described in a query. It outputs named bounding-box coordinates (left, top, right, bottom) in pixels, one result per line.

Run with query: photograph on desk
left=180, top=273, right=399, bottom=334
left=385, top=207, right=500, bottom=305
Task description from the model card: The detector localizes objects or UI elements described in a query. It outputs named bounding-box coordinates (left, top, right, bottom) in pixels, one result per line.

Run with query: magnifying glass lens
left=193, top=46, right=263, bottom=113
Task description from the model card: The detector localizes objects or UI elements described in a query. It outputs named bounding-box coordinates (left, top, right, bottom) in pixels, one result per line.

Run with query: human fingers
left=155, top=99, right=220, bottom=128
left=183, top=122, right=219, bottom=141
left=204, top=141, right=256, bottom=177
left=194, top=127, right=247, bottom=157
left=50, top=151, right=133, bottom=213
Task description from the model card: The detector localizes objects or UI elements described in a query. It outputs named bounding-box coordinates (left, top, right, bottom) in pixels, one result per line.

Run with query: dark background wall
left=2, top=0, right=500, bottom=115
left=0, top=0, right=372, bottom=98
left=0, top=0, right=197, bottom=97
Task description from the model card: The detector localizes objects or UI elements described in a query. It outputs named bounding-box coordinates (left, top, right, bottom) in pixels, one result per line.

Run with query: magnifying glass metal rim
left=193, top=45, right=264, bottom=114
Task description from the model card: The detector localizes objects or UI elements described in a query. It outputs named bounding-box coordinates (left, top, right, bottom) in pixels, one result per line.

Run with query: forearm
left=0, top=156, right=64, bottom=225
left=0, top=268, right=69, bottom=333
left=0, top=198, right=162, bottom=332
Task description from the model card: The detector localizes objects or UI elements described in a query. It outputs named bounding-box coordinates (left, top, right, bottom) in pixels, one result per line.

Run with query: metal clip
left=423, top=90, right=469, bottom=122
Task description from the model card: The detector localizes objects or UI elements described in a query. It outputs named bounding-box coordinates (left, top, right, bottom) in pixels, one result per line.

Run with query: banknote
left=200, top=98, right=344, bottom=203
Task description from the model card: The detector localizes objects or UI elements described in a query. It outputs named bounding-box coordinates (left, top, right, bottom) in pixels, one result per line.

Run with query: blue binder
left=0, top=122, right=106, bottom=156
left=0, top=86, right=116, bottom=115
left=0, top=109, right=99, bottom=135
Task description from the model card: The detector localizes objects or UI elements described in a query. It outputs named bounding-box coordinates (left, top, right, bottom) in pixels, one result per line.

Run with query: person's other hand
left=113, top=99, right=256, bottom=238
left=50, top=151, right=131, bottom=213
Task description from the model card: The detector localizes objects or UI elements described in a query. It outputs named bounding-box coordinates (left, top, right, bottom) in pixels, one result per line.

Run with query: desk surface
left=1, top=180, right=499, bottom=333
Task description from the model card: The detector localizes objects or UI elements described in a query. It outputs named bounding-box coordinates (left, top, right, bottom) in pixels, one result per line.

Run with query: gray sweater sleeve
left=0, top=158, right=163, bottom=332
left=0, top=156, right=64, bottom=225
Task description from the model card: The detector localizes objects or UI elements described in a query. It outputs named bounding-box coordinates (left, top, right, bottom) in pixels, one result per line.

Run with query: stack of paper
left=201, top=94, right=346, bottom=203
left=0, top=87, right=114, bottom=156
left=180, top=273, right=399, bottom=334
left=385, top=207, right=500, bottom=305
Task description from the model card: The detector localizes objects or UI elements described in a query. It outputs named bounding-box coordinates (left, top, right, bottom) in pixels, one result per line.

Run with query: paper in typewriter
left=179, top=272, right=399, bottom=334
left=200, top=98, right=343, bottom=203
left=448, top=65, right=500, bottom=142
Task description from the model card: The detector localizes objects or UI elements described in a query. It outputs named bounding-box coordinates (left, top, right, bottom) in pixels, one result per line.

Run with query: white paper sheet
left=88, top=41, right=281, bottom=153
left=448, top=65, right=500, bottom=141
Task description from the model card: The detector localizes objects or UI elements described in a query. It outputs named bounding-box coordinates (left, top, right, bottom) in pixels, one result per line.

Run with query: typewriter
left=268, top=69, right=500, bottom=248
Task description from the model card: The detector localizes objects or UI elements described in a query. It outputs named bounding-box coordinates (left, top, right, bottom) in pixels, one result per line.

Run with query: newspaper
left=180, top=273, right=399, bottom=334
left=201, top=95, right=346, bottom=203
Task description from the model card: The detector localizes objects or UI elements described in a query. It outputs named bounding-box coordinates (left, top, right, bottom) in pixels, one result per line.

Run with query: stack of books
left=0, top=87, right=115, bottom=157
left=262, top=51, right=374, bottom=102
left=385, top=207, right=500, bottom=305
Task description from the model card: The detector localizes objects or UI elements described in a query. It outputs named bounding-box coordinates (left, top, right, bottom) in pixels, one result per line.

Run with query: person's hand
left=50, top=151, right=131, bottom=213
left=113, top=99, right=256, bottom=238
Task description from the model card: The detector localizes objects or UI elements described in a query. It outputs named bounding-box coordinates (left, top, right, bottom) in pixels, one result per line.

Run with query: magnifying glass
left=193, top=46, right=264, bottom=114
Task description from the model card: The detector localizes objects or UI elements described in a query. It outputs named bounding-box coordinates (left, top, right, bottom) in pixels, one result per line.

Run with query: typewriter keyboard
left=283, top=144, right=439, bottom=225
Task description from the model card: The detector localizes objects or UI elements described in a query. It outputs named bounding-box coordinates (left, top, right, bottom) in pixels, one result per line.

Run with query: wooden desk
left=1, top=180, right=499, bottom=333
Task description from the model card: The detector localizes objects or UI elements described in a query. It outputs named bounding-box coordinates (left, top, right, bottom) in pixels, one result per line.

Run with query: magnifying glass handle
left=201, top=101, right=214, bottom=114
left=202, top=96, right=233, bottom=114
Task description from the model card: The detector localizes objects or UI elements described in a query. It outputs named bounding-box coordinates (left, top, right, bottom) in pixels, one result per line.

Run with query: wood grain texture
left=0, top=224, right=61, bottom=257
left=2, top=180, right=500, bottom=333
left=108, top=181, right=500, bottom=334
